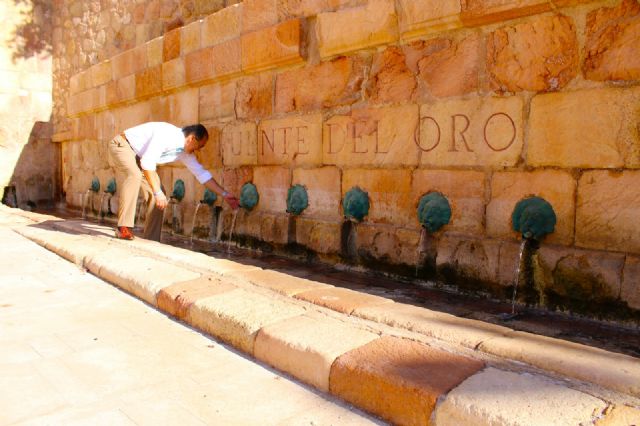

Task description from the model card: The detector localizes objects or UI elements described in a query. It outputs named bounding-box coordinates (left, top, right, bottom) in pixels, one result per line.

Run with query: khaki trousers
left=108, top=134, right=165, bottom=241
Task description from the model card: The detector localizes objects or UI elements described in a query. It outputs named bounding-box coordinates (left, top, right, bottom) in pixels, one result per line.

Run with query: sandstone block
left=221, top=122, right=258, bottom=166
left=146, top=37, right=164, bottom=68
left=234, top=268, right=332, bottom=296
left=433, top=367, right=607, bottom=426
left=253, top=166, right=291, bottom=213
left=292, top=167, right=341, bottom=220
left=584, top=0, right=640, bottom=81
left=242, top=0, right=278, bottom=33
left=162, top=58, right=185, bottom=91
left=188, top=288, right=307, bottom=354
left=436, top=236, right=502, bottom=284
left=167, top=89, right=199, bottom=128
left=295, top=218, right=341, bottom=254
left=576, top=170, right=640, bottom=254
left=69, top=70, right=91, bottom=95
left=330, top=336, right=485, bottom=426
left=418, top=96, right=524, bottom=167
left=622, top=256, right=640, bottom=310
left=90, top=61, right=113, bottom=88
left=258, top=114, right=323, bottom=166
left=324, top=105, right=420, bottom=168
left=222, top=167, right=254, bottom=196
left=254, top=314, right=380, bottom=391
left=112, top=45, right=147, bottom=79
left=114, top=102, right=152, bottom=134
left=235, top=73, right=273, bottom=119
left=241, top=19, right=304, bottom=73
left=366, top=47, right=416, bottom=104
left=316, top=0, right=398, bottom=58
left=163, top=27, right=181, bottom=62
left=461, top=0, right=551, bottom=27
left=354, top=224, right=422, bottom=266
left=295, top=286, right=392, bottom=314
left=412, top=169, right=485, bottom=234
left=113, top=75, right=136, bottom=104
left=135, top=65, right=163, bottom=99
left=202, top=4, right=242, bottom=47
left=275, top=56, right=365, bottom=113
left=277, top=0, right=367, bottom=19
left=262, top=212, right=294, bottom=244
left=486, top=14, right=578, bottom=92
left=487, top=170, right=575, bottom=245
left=596, top=405, right=640, bottom=426
left=195, top=123, right=223, bottom=169
left=181, top=20, right=202, bottom=55
left=157, top=276, right=236, bottom=319
left=527, top=87, right=640, bottom=168
left=397, top=0, right=462, bottom=40
left=342, top=169, right=413, bottom=226
left=199, top=81, right=237, bottom=122
left=185, top=39, right=242, bottom=85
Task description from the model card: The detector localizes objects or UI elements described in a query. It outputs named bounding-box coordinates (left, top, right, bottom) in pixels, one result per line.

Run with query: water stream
left=499, top=238, right=530, bottom=320
left=190, top=202, right=203, bottom=245
left=81, top=190, right=92, bottom=219
left=227, top=209, right=239, bottom=256
left=416, top=228, right=427, bottom=277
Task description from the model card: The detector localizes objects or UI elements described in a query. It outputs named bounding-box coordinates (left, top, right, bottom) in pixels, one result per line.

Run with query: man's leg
left=140, top=178, right=165, bottom=241
left=107, top=136, right=141, bottom=228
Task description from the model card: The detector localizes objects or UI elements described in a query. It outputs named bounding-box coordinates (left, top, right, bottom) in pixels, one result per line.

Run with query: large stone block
left=135, top=65, right=163, bottom=99
left=437, top=236, right=501, bottom=284
left=584, top=0, right=640, bottom=81
left=397, top=0, right=462, bottom=40
left=527, top=87, right=640, bottom=168
left=202, top=4, right=242, bottom=47
left=69, top=70, right=91, bottom=95
left=162, top=58, right=185, bottom=91
left=366, top=47, right=416, bottom=104
left=487, top=170, right=576, bottom=245
left=163, top=27, right=181, bottom=62
left=415, top=34, right=481, bottom=99
left=185, top=39, right=242, bottom=85
left=486, top=14, right=578, bottom=92
left=234, top=268, right=332, bottom=296
left=329, top=336, right=484, bottom=426
left=241, top=19, right=304, bottom=73
left=418, top=96, right=524, bottom=167
left=260, top=212, right=290, bottom=244
left=242, top=0, right=278, bottom=33
left=181, top=20, right=202, bottom=55
left=275, top=56, right=365, bottom=113
left=342, top=169, right=413, bottom=226
left=461, top=0, right=552, bottom=26
left=576, top=170, right=640, bottom=254
left=114, top=102, right=152, bottom=133
left=199, top=80, right=237, bottom=122
left=324, top=105, right=420, bottom=167
left=157, top=276, right=236, bottom=320
left=222, top=167, right=254, bottom=196
left=622, top=256, right=640, bottom=310
left=277, top=0, right=367, bottom=19
left=258, top=114, right=323, bottom=166
left=110, top=75, right=135, bottom=106
left=412, top=169, right=485, bottom=234
left=292, top=167, right=341, bottom=220
left=167, top=89, right=199, bottom=126
left=90, top=61, right=113, bottom=88
left=294, top=217, right=341, bottom=254
left=295, top=287, right=392, bottom=314
left=316, top=0, right=398, bottom=58
left=355, top=223, right=422, bottom=266
left=196, top=123, right=223, bottom=169
left=235, top=73, right=273, bottom=119
left=146, top=37, right=164, bottom=68
left=254, top=315, right=379, bottom=391
left=112, top=45, right=147, bottom=79
left=221, top=122, right=258, bottom=166
left=253, top=166, right=291, bottom=213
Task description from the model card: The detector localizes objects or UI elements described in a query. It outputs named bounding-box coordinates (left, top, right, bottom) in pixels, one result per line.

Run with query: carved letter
left=351, top=121, right=368, bottom=154
left=416, top=116, right=440, bottom=152
left=261, top=129, right=275, bottom=155
left=231, top=131, right=241, bottom=155
left=484, top=112, right=516, bottom=152
left=280, top=127, right=292, bottom=155
left=449, top=114, right=472, bottom=152
left=326, top=123, right=345, bottom=154
left=296, top=126, right=309, bottom=155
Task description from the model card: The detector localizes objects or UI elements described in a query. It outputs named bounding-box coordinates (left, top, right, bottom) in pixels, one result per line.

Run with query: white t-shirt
left=123, top=122, right=212, bottom=184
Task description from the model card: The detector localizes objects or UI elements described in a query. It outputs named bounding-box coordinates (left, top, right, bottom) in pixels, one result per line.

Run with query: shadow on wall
left=10, top=0, right=52, bottom=62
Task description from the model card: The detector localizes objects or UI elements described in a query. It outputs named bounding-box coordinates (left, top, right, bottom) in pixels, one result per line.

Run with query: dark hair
left=182, top=124, right=209, bottom=141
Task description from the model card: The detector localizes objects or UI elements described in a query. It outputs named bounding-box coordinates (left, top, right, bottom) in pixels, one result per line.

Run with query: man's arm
left=142, top=169, right=168, bottom=210
left=203, top=178, right=240, bottom=210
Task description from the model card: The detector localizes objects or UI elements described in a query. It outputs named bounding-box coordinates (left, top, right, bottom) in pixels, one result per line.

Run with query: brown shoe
left=115, top=226, right=134, bottom=240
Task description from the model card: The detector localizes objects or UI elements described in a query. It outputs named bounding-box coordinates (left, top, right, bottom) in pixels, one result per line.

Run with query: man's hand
left=223, top=192, right=240, bottom=210
left=155, top=192, right=168, bottom=210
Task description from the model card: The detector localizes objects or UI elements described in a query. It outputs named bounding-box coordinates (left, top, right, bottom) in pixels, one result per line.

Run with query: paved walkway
left=0, top=225, right=379, bottom=425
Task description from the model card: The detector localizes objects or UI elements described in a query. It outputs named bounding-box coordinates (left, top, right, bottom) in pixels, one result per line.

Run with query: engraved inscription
left=258, top=114, right=322, bottom=166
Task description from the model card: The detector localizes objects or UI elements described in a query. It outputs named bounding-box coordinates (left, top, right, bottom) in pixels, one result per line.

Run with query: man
left=108, top=122, right=239, bottom=241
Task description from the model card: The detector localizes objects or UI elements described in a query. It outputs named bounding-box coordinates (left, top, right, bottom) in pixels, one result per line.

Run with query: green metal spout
left=417, top=192, right=451, bottom=233
left=171, top=179, right=185, bottom=202
left=512, top=196, right=556, bottom=241
left=90, top=177, right=100, bottom=193
left=286, top=184, right=308, bottom=216
left=201, top=189, right=217, bottom=206
left=239, top=182, right=259, bottom=211
left=343, top=187, right=370, bottom=222
left=105, top=178, right=116, bottom=195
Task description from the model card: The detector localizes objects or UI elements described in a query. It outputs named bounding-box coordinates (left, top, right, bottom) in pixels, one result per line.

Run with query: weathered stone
left=135, top=65, right=163, bottom=99
left=434, top=368, right=608, bottom=426
left=437, top=236, right=502, bottom=285
left=202, top=4, right=242, bottom=47
left=254, top=314, right=379, bottom=391
left=234, top=268, right=332, bottom=296
left=295, top=287, right=392, bottom=314
left=185, top=39, right=242, bottom=84
left=527, top=87, right=640, bottom=168
left=275, top=56, right=365, bottom=113
left=486, top=14, right=578, bottom=92
left=163, top=27, right=181, bottom=62
left=111, top=45, right=147, bottom=79
left=90, top=61, right=112, bottom=87
left=277, top=0, right=366, bottom=19
left=235, top=73, right=273, bottom=119
left=366, top=47, right=416, bottom=104
left=324, top=105, right=420, bottom=167
left=196, top=0, right=225, bottom=15
left=292, top=167, right=341, bottom=220
left=241, top=19, right=304, bottom=73
left=412, top=169, right=485, bottom=234
left=146, top=37, right=164, bottom=68
left=262, top=213, right=291, bottom=244
left=417, top=33, right=481, bottom=98
left=596, top=405, right=640, bottom=425
left=461, top=0, right=552, bottom=27
left=167, top=89, right=199, bottom=127
left=342, top=169, right=413, bottom=226
left=196, top=123, right=223, bottom=169
left=181, top=20, right=201, bottom=55
left=162, top=57, right=185, bottom=91
left=316, top=0, right=398, bottom=58
left=584, top=0, right=640, bottom=81
left=258, top=114, right=323, bottom=166
left=222, top=167, right=254, bottom=197
left=487, top=170, right=575, bottom=245
left=622, top=256, right=640, bottom=310
left=157, top=276, right=236, bottom=319
left=354, top=224, right=421, bottom=266
left=199, top=80, right=237, bottom=122
left=397, top=0, right=462, bottom=40
left=221, top=122, right=258, bottom=166
left=576, top=171, right=640, bottom=254
left=252, top=166, right=291, bottom=213
left=330, top=336, right=485, bottom=426
left=295, top=218, right=341, bottom=254
left=242, top=0, right=278, bottom=33
left=418, top=96, right=524, bottom=167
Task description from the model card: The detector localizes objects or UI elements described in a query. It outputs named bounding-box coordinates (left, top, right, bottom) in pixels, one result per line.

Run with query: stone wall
left=58, top=0, right=640, bottom=320
left=0, top=0, right=56, bottom=208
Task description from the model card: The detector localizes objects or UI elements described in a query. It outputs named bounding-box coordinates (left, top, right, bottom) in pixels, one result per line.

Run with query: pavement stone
left=596, top=405, right=640, bottom=425
left=433, top=367, right=608, bottom=426
left=157, top=275, right=237, bottom=320
left=235, top=268, right=334, bottom=296
left=295, top=286, right=394, bottom=314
